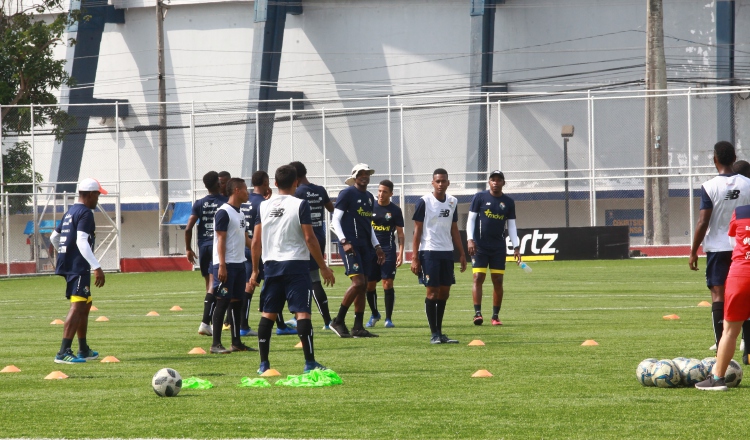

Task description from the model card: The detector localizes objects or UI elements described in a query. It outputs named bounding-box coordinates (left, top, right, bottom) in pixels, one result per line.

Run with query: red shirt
left=728, top=205, right=750, bottom=277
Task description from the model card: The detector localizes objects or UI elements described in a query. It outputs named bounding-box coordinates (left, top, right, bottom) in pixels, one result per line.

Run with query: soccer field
left=0, top=259, right=746, bottom=439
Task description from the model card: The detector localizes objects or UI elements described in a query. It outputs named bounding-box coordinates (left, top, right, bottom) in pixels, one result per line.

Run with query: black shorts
left=419, top=251, right=455, bottom=287
left=198, top=243, right=213, bottom=277
left=706, top=251, right=733, bottom=288
left=212, top=263, right=246, bottom=299
left=64, top=273, right=92, bottom=303
left=340, top=243, right=373, bottom=279
left=260, top=273, right=312, bottom=314
left=369, top=247, right=397, bottom=282
left=471, top=247, right=507, bottom=274
left=308, top=235, right=326, bottom=271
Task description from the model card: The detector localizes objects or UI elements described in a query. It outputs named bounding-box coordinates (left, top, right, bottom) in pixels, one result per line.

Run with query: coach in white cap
left=50, top=178, right=107, bottom=364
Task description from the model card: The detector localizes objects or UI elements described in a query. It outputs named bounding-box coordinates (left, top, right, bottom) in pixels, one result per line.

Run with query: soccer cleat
left=303, top=361, right=328, bottom=374
left=742, top=340, right=746, bottom=352
left=709, top=343, right=717, bottom=351
left=491, top=318, right=502, bottom=326
left=210, top=344, right=232, bottom=354
left=322, top=324, right=331, bottom=330
left=365, top=313, right=381, bottom=328
left=440, top=334, right=459, bottom=344
left=77, top=348, right=99, bottom=360
left=257, top=361, right=270, bottom=375
left=276, top=327, right=298, bottom=335
left=473, top=313, right=484, bottom=326
left=695, top=376, right=728, bottom=391
left=198, top=322, right=213, bottom=336
left=284, top=318, right=298, bottom=329
left=430, top=335, right=442, bottom=344
left=55, top=349, right=86, bottom=364
left=222, top=323, right=231, bottom=331
left=384, top=319, right=395, bottom=328
left=231, top=343, right=257, bottom=352
left=351, top=328, right=379, bottom=338
left=240, top=327, right=258, bottom=337
left=329, top=319, right=352, bottom=338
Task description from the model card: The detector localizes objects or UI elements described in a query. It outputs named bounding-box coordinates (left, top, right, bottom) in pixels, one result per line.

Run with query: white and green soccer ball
left=651, top=359, right=680, bottom=388
left=678, top=358, right=707, bottom=386
left=636, top=358, right=658, bottom=386
left=152, top=368, right=182, bottom=397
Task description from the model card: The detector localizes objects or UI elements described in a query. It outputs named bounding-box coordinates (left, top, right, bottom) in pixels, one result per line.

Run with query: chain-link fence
left=1, top=88, right=745, bottom=276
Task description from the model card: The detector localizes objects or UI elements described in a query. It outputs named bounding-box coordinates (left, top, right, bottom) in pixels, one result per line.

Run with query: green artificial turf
left=0, top=259, right=746, bottom=439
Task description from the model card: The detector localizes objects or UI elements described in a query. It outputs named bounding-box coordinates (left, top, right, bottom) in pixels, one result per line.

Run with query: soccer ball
left=636, top=358, right=658, bottom=386
left=651, top=359, right=680, bottom=388
left=152, top=368, right=182, bottom=397
left=678, top=358, right=707, bottom=386
left=671, top=357, right=690, bottom=382
left=701, top=357, right=717, bottom=376
left=725, top=359, right=744, bottom=388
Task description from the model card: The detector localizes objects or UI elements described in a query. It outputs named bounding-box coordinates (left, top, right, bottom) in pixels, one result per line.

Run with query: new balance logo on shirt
left=438, top=209, right=450, bottom=217
left=725, top=190, right=741, bottom=200
left=269, top=208, right=285, bottom=217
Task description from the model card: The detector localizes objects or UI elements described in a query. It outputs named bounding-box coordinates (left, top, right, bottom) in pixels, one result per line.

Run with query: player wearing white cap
left=50, top=178, right=107, bottom=364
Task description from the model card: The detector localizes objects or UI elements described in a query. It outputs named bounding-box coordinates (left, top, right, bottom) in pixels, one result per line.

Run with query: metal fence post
left=590, top=93, right=597, bottom=226
left=290, top=97, right=294, bottom=161
left=4, top=191, right=8, bottom=276
left=486, top=93, right=491, bottom=175
left=190, top=101, right=196, bottom=203
left=255, top=110, right=260, bottom=172
left=688, top=88, right=694, bottom=242
left=31, top=104, right=39, bottom=272
left=497, top=100, right=502, bottom=171
left=387, top=95, right=392, bottom=181
left=115, top=101, right=120, bottom=187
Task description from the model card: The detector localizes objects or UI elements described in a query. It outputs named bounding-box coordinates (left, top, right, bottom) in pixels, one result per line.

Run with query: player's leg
left=706, top=251, right=731, bottom=349
left=210, top=264, right=232, bottom=354
left=55, top=276, right=88, bottom=364
left=422, top=251, right=445, bottom=343
left=696, top=320, right=741, bottom=391
left=471, top=251, right=489, bottom=325
left=76, top=299, right=98, bottom=360
left=366, top=250, right=381, bottom=326
left=490, top=273, right=505, bottom=325
left=285, top=274, right=326, bottom=372
left=198, top=245, right=215, bottom=336
left=383, top=278, right=396, bottom=327
left=239, top=260, right=258, bottom=337
left=435, top=256, right=458, bottom=344
left=227, top=264, right=256, bottom=352
left=257, top=275, right=285, bottom=374
left=351, top=246, right=377, bottom=337
left=310, top=269, right=332, bottom=329
left=330, top=244, right=366, bottom=338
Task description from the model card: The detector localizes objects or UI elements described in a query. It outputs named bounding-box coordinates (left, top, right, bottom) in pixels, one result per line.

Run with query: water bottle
left=519, top=262, right=532, bottom=273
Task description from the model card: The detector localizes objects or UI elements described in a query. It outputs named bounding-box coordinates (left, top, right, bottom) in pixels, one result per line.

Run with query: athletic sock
left=312, top=281, right=332, bottom=325
left=78, top=337, right=88, bottom=353
left=353, top=312, right=365, bottom=330
left=59, top=338, right=73, bottom=355
left=436, top=300, right=447, bottom=334
left=241, top=292, right=253, bottom=330
left=202, top=293, right=215, bottom=325
left=384, top=288, right=395, bottom=321
left=212, top=298, right=230, bottom=346
left=228, top=300, right=243, bottom=346
left=366, top=290, right=379, bottom=315
left=296, top=318, right=315, bottom=362
left=743, top=321, right=750, bottom=358
left=257, top=317, right=274, bottom=363
left=425, top=298, right=438, bottom=336
left=712, top=301, right=725, bottom=345
left=492, top=305, right=500, bottom=319
left=276, top=312, right=288, bottom=330
left=474, top=304, right=482, bottom=314
left=335, top=303, right=350, bottom=324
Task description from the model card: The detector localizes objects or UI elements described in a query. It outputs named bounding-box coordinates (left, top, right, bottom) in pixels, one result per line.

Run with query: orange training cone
left=45, top=371, right=68, bottom=380
left=698, top=301, right=711, bottom=307
left=188, top=347, right=207, bottom=355
left=468, top=340, right=485, bottom=346
left=1, top=365, right=21, bottom=373
left=50, top=319, right=64, bottom=325
left=471, top=369, right=493, bottom=378
left=146, top=311, right=160, bottom=316
left=260, top=369, right=281, bottom=377
left=663, top=314, right=680, bottom=320
left=294, top=341, right=303, bottom=348
left=95, top=316, right=109, bottom=322
left=170, top=306, right=183, bottom=311
left=581, top=340, right=599, bottom=346
left=100, top=356, right=120, bottom=363
left=90, top=306, right=98, bottom=311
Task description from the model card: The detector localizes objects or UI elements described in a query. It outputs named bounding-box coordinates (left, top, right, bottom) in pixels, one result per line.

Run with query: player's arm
left=325, top=201, right=334, bottom=213
left=450, top=220, right=467, bottom=273
left=466, top=211, right=478, bottom=256
left=370, top=225, right=385, bottom=265
left=302, top=224, right=335, bottom=287
left=331, top=208, right=354, bottom=254
left=76, top=212, right=104, bottom=287
left=507, top=219, right=521, bottom=263
left=50, top=229, right=61, bottom=251
left=216, top=230, right=227, bottom=282
left=690, top=186, right=713, bottom=271
left=250, top=223, right=262, bottom=289
left=395, top=225, right=405, bottom=267
left=185, top=214, right=199, bottom=264
left=411, top=221, right=423, bottom=275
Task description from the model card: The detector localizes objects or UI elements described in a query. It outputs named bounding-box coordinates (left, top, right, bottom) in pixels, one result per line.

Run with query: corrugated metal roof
left=111, top=0, right=250, bottom=8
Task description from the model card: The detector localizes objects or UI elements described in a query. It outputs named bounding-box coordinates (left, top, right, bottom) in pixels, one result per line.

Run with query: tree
left=1, top=0, right=80, bottom=211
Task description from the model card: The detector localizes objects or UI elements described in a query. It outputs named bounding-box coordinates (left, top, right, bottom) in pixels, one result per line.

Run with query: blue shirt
left=241, top=192, right=266, bottom=260
left=469, top=191, right=516, bottom=252
left=334, top=186, right=375, bottom=246
left=191, top=193, right=228, bottom=246
left=295, top=182, right=331, bottom=241
left=54, top=203, right=95, bottom=276
left=372, top=202, right=404, bottom=250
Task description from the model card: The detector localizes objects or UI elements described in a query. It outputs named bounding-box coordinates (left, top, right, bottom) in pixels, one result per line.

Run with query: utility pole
left=157, top=0, right=169, bottom=255
left=644, top=0, right=670, bottom=245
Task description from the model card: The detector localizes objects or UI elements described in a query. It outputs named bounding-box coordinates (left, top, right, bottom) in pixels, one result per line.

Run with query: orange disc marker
left=698, top=301, right=711, bottom=307
left=45, top=371, right=68, bottom=380
left=581, top=340, right=599, bottom=346
left=663, top=314, right=680, bottom=320
left=90, top=306, right=98, bottom=311
left=170, top=306, right=183, bottom=311
left=100, top=356, right=120, bottom=363
left=468, top=340, right=485, bottom=346
left=146, top=311, right=160, bottom=316
left=294, top=342, right=303, bottom=348
left=471, top=369, right=493, bottom=378
left=95, top=316, right=109, bottom=322
left=50, top=319, right=64, bottom=325
left=260, top=369, right=281, bottom=377
left=188, top=347, right=207, bottom=355
left=1, top=365, right=21, bottom=373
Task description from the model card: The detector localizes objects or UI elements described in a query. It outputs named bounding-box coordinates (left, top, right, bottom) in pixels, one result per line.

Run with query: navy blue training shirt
left=295, top=182, right=331, bottom=241
left=55, top=203, right=96, bottom=276
left=469, top=191, right=516, bottom=252
left=241, top=192, right=266, bottom=260
left=371, top=202, right=404, bottom=250
left=191, top=193, right=228, bottom=246
left=334, top=186, right=375, bottom=246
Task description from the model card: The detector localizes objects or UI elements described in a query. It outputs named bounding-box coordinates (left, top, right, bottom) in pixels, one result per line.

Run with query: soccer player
left=210, top=178, right=256, bottom=354
left=411, top=168, right=467, bottom=344
left=50, top=178, right=107, bottom=364
left=291, top=161, right=335, bottom=329
left=696, top=203, right=750, bottom=390
left=690, top=141, right=750, bottom=350
left=365, top=179, right=405, bottom=328
left=218, top=170, right=231, bottom=196
left=467, top=170, right=521, bottom=326
left=236, top=170, right=270, bottom=337
left=185, top=171, right=228, bottom=337
left=249, top=165, right=335, bottom=374
left=329, top=163, right=386, bottom=338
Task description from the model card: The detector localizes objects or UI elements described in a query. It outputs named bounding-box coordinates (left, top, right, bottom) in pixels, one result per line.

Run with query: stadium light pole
left=562, top=125, right=575, bottom=228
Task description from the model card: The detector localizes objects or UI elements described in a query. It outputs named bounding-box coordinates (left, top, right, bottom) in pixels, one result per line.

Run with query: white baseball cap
left=345, top=163, right=375, bottom=186
left=78, top=178, right=108, bottom=195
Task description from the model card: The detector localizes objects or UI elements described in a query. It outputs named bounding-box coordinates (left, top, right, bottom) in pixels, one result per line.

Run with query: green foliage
left=2, top=141, right=42, bottom=213
left=0, top=260, right=747, bottom=439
